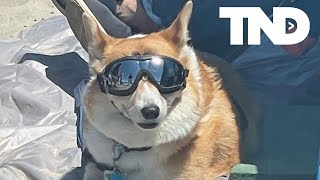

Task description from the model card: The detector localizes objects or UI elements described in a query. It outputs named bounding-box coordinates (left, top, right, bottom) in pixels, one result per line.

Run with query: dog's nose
left=141, top=105, right=160, bottom=119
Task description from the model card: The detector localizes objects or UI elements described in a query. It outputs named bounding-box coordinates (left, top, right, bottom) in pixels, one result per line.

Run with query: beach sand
left=0, top=0, right=61, bottom=38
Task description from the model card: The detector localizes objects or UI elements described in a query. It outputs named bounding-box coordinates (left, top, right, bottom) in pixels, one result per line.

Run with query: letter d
left=273, top=7, right=310, bottom=45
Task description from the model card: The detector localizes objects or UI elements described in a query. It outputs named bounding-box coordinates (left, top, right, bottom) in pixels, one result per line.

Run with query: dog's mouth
left=137, top=123, right=159, bottom=129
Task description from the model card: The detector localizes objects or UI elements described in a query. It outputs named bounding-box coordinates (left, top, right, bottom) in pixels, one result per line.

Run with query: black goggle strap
left=183, top=69, right=189, bottom=89
left=97, top=74, right=108, bottom=94
left=184, top=69, right=189, bottom=77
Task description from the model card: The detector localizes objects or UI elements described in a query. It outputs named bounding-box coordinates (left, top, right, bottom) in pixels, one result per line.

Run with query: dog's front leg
left=83, top=162, right=104, bottom=180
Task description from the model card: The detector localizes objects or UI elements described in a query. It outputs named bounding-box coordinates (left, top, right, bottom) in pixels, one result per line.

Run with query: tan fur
left=82, top=1, right=260, bottom=179
left=161, top=61, right=241, bottom=179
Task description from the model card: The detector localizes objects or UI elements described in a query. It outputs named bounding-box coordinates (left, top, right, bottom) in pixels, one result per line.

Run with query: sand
left=0, top=0, right=61, bottom=38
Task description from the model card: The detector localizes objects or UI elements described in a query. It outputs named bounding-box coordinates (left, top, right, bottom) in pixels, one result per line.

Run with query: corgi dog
left=81, top=1, right=260, bottom=179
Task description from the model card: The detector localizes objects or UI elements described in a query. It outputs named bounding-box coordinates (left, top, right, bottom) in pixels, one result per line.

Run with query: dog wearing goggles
left=82, top=1, right=260, bottom=179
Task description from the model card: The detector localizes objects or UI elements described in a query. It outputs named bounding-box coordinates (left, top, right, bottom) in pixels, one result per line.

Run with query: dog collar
left=97, top=140, right=152, bottom=180
left=122, top=145, right=152, bottom=152
left=87, top=140, right=152, bottom=177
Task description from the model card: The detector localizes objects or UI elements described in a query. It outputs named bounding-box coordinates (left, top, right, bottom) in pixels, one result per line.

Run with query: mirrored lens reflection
left=159, top=60, right=184, bottom=87
left=148, top=57, right=164, bottom=83
left=105, top=58, right=185, bottom=90
left=107, top=61, right=140, bottom=90
left=147, top=58, right=184, bottom=87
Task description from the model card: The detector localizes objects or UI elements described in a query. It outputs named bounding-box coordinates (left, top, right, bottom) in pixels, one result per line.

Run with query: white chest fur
left=83, top=122, right=168, bottom=179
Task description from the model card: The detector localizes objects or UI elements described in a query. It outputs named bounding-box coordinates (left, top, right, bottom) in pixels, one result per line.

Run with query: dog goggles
left=97, top=55, right=189, bottom=96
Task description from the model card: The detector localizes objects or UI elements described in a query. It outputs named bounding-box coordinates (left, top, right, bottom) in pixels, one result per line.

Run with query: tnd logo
left=219, top=7, right=310, bottom=45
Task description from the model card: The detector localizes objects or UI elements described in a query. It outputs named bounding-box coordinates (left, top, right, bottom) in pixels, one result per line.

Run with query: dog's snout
left=141, top=105, right=160, bottom=119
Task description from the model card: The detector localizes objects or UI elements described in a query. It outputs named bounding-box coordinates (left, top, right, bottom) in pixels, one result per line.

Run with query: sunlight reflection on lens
left=150, top=57, right=164, bottom=67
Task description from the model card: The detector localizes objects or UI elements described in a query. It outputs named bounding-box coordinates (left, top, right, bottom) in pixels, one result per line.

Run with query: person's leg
left=113, top=0, right=283, bottom=60
left=96, top=0, right=117, bottom=14
left=115, top=0, right=160, bottom=33
left=84, top=0, right=131, bottom=37
left=64, top=1, right=88, bottom=51
left=52, top=0, right=70, bottom=14
left=52, top=0, right=132, bottom=50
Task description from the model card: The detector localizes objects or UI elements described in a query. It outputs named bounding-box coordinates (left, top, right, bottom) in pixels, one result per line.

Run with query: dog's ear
left=82, top=13, right=113, bottom=61
left=160, top=1, right=193, bottom=48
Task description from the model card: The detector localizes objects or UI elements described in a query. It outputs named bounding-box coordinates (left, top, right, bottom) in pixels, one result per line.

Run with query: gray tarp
left=0, top=16, right=83, bottom=180
left=0, top=15, right=319, bottom=179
